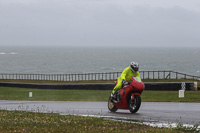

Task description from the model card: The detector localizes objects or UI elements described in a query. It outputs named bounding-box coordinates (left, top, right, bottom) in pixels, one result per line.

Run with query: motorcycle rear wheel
left=129, top=95, right=141, bottom=113
left=108, top=96, right=118, bottom=112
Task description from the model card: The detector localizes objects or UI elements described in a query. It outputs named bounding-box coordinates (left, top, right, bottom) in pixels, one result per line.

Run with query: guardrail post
left=153, top=71, right=154, bottom=79
left=163, top=71, right=165, bottom=79
left=143, top=71, right=144, bottom=79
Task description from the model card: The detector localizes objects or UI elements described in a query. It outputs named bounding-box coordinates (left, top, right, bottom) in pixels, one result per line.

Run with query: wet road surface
left=0, top=100, right=200, bottom=125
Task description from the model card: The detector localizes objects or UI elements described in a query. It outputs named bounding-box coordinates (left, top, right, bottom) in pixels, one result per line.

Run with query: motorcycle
left=108, top=77, right=145, bottom=113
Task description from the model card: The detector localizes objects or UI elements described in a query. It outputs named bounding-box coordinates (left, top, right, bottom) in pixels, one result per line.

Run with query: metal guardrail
left=0, top=71, right=199, bottom=81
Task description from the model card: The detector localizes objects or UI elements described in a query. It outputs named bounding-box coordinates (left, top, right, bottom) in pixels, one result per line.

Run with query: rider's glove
left=122, top=79, right=128, bottom=85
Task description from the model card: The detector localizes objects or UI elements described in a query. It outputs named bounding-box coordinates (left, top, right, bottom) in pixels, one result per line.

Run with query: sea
left=0, top=46, right=200, bottom=76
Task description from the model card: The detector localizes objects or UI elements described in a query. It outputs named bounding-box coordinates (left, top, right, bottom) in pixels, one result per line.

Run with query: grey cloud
left=0, top=0, right=200, bottom=47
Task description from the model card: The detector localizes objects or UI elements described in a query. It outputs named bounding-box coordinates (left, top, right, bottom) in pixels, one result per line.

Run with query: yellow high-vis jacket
left=120, top=66, right=141, bottom=82
left=112, top=66, right=141, bottom=94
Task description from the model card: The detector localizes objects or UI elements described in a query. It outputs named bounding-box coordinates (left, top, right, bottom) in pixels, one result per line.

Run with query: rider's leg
left=112, top=78, right=123, bottom=94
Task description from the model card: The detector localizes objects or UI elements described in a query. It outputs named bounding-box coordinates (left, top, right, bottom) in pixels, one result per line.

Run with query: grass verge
left=0, top=87, right=200, bottom=102
left=0, top=110, right=196, bottom=133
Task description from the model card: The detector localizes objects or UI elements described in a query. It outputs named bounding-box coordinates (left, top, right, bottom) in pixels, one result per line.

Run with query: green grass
left=142, top=91, right=200, bottom=102
left=0, top=87, right=110, bottom=101
left=0, top=110, right=197, bottom=133
left=0, top=87, right=200, bottom=102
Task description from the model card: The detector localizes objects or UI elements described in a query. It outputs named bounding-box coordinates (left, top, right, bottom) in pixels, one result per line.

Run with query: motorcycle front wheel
left=108, top=96, right=118, bottom=112
left=129, top=95, right=141, bottom=113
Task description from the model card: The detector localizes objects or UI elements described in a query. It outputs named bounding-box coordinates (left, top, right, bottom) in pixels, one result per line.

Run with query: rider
left=111, top=61, right=141, bottom=99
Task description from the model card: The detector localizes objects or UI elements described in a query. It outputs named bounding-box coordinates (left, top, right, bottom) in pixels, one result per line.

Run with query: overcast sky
left=0, top=0, right=200, bottom=47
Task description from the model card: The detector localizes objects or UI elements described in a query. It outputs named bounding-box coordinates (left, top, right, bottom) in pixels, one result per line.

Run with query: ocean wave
left=0, top=52, right=18, bottom=55
left=100, top=67, right=116, bottom=70
left=9, top=52, right=18, bottom=54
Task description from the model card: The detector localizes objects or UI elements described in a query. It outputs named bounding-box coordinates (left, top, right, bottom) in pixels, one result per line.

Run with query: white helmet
left=130, top=61, right=139, bottom=72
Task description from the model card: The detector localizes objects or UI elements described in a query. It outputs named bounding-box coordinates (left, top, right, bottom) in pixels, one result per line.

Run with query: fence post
left=143, top=71, right=144, bottom=79
left=153, top=71, right=154, bottom=79
left=163, top=71, right=165, bottom=79
left=78, top=74, right=79, bottom=81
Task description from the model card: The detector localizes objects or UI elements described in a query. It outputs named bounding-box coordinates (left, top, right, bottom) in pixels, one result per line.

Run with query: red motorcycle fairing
left=113, top=78, right=144, bottom=109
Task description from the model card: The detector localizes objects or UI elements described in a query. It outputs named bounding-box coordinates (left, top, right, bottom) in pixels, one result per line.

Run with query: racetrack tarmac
left=0, top=100, right=200, bottom=125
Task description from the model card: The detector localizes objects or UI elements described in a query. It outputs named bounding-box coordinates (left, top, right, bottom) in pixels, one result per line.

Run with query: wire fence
left=0, top=71, right=199, bottom=81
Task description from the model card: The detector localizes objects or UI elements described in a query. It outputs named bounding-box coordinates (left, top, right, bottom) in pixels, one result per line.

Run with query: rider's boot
left=111, top=93, right=117, bottom=100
